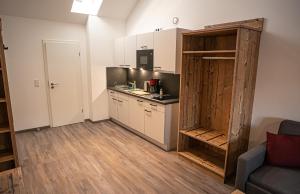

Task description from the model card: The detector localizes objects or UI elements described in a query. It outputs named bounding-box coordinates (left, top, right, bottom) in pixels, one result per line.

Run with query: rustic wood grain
left=0, top=167, right=25, bottom=194
left=205, top=18, right=264, bottom=32
left=0, top=18, right=19, bottom=171
left=178, top=21, right=262, bottom=180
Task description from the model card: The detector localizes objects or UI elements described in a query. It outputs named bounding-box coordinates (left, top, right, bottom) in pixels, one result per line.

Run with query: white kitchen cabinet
left=108, top=91, right=118, bottom=120
left=154, top=28, right=187, bottom=73
left=114, top=37, right=125, bottom=66
left=124, top=35, right=137, bottom=68
left=137, top=32, right=154, bottom=50
left=107, top=90, right=178, bottom=151
left=117, top=93, right=129, bottom=126
left=144, top=105, right=165, bottom=144
left=129, top=97, right=145, bottom=134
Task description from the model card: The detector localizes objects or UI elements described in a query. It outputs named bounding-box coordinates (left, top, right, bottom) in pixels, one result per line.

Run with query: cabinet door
left=137, top=32, right=154, bottom=50
left=118, top=99, right=129, bottom=126
left=108, top=95, right=118, bottom=120
left=144, top=108, right=165, bottom=144
left=124, top=35, right=136, bottom=68
left=114, top=37, right=125, bottom=66
left=154, top=29, right=177, bottom=72
left=129, top=97, right=145, bottom=134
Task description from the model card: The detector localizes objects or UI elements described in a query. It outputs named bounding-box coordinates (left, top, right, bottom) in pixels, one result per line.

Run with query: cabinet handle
left=118, top=100, right=123, bottom=102
left=112, top=98, right=117, bottom=101
left=144, top=109, right=151, bottom=113
left=137, top=99, right=143, bottom=102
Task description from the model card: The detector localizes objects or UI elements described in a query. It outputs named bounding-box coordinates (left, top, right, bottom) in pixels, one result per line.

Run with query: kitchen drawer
left=144, top=101, right=165, bottom=113
left=118, top=92, right=129, bottom=101
left=108, top=90, right=117, bottom=97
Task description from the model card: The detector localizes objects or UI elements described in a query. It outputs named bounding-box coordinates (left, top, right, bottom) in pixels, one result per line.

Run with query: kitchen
left=106, top=28, right=183, bottom=150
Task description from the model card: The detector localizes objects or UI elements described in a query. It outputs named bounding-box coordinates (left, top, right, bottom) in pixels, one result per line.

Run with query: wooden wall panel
left=224, top=28, right=261, bottom=179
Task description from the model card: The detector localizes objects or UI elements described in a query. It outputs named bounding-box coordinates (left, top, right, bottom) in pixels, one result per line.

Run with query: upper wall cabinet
left=137, top=32, right=154, bottom=50
left=124, top=35, right=137, bottom=68
left=154, top=28, right=186, bottom=74
left=114, top=37, right=125, bottom=67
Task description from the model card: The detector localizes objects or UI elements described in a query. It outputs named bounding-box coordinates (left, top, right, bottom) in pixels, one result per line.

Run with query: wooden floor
left=16, top=121, right=233, bottom=194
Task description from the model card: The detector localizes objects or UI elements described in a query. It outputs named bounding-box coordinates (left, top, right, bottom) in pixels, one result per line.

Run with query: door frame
left=42, top=40, right=84, bottom=127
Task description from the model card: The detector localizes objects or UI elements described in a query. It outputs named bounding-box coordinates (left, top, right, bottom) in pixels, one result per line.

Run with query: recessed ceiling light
left=71, top=0, right=103, bottom=15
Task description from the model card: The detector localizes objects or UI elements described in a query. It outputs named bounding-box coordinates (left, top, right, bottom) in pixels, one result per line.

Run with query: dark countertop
left=107, top=87, right=179, bottom=105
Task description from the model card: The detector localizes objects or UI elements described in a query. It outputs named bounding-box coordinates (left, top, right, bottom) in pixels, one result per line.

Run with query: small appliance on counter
left=144, top=81, right=149, bottom=92
left=149, top=79, right=160, bottom=93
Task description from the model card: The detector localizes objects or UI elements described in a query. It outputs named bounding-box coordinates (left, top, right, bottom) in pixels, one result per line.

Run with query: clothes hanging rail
left=202, top=57, right=235, bottom=60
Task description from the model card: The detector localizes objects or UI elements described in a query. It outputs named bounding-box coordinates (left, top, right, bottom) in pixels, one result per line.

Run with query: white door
left=44, top=41, right=84, bottom=127
left=154, top=29, right=177, bottom=72
left=144, top=108, right=165, bottom=144
left=114, top=37, right=125, bottom=66
left=129, top=97, right=145, bottom=134
left=124, top=35, right=137, bottom=68
left=137, top=32, right=154, bottom=50
left=118, top=98, right=129, bottom=126
left=108, top=91, right=118, bottom=120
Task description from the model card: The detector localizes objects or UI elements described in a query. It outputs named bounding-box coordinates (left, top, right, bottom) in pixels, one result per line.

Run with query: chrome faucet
left=128, top=81, right=136, bottom=89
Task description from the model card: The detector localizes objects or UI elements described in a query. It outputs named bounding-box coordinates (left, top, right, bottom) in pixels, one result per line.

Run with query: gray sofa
left=235, top=120, right=300, bottom=194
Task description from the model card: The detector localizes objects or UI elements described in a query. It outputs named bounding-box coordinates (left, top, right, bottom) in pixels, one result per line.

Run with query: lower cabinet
left=129, top=97, right=145, bottom=134
left=108, top=90, right=178, bottom=150
left=108, top=92, right=118, bottom=120
left=144, top=106, right=165, bottom=144
left=117, top=98, right=129, bottom=126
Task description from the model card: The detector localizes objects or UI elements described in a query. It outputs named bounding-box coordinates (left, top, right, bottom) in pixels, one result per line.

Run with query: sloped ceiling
left=0, top=0, right=138, bottom=24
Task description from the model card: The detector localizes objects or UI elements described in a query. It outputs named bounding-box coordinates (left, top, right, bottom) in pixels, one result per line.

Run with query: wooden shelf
left=183, top=50, right=236, bottom=54
left=180, top=128, right=228, bottom=151
left=0, top=98, right=6, bottom=103
left=178, top=148, right=225, bottom=177
left=0, top=127, right=10, bottom=134
left=0, top=153, right=14, bottom=163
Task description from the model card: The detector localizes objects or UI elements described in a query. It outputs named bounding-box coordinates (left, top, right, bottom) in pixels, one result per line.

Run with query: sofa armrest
left=235, top=143, right=266, bottom=191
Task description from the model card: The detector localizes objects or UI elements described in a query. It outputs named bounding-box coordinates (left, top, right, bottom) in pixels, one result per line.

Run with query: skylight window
left=71, top=0, right=103, bottom=15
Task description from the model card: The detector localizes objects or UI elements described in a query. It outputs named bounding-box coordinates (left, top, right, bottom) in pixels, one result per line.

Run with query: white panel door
left=124, top=35, right=136, bottom=68
left=137, top=32, right=154, bottom=50
left=114, top=37, right=125, bottom=66
left=108, top=92, right=118, bottom=120
left=118, top=98, right=129, bottom=126
left=154, top=29, right=177, bottom=72
left=144, top=108, right=165, bottom=144
left=129, top=97, right=145, bottom=134
left=44, top=41, right=84, bottom=127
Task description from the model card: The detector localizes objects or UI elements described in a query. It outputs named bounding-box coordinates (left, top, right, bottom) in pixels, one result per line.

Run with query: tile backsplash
left=106, top=67, right=180, bottom=97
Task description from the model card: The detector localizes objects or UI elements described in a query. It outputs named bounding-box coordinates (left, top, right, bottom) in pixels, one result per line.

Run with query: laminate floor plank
left=16, top=121, right=233, bottom=194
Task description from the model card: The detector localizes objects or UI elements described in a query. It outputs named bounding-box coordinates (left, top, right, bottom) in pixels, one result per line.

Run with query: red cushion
left=266, top=132, right=300, bottom=168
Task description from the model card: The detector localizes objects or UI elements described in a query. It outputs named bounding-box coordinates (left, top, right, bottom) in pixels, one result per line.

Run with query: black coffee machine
left=148, top=79, right=160, bottom=93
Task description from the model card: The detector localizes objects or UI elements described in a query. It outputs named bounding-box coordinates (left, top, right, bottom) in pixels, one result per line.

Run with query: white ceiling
left=0, top=0, right=138, bottom=24
left=99, top=0, right=138, bottom=20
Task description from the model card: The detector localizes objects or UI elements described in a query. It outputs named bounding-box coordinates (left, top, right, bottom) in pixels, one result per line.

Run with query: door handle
left=50, top=82, right=59, bottom=89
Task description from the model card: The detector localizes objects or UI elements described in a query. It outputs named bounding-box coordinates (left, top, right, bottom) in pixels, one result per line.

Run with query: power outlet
left=34, top=79, right=40, bottom=87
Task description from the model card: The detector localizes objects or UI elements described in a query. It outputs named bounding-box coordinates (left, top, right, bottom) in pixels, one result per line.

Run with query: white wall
left=86, top=16, right=125, bottom=121
left=1, top=15, right=90, bottom=131
left=126, top=0, right=300, bottom=147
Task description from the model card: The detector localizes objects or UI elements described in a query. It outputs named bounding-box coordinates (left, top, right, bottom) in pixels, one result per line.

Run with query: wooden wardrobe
left=0, top=18, right=19, bottom=172
left=177, top=19, right=263, bottom=180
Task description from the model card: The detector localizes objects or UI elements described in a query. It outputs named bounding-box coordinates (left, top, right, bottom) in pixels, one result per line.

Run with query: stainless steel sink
left=123, top=88, right=150, bottom=96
